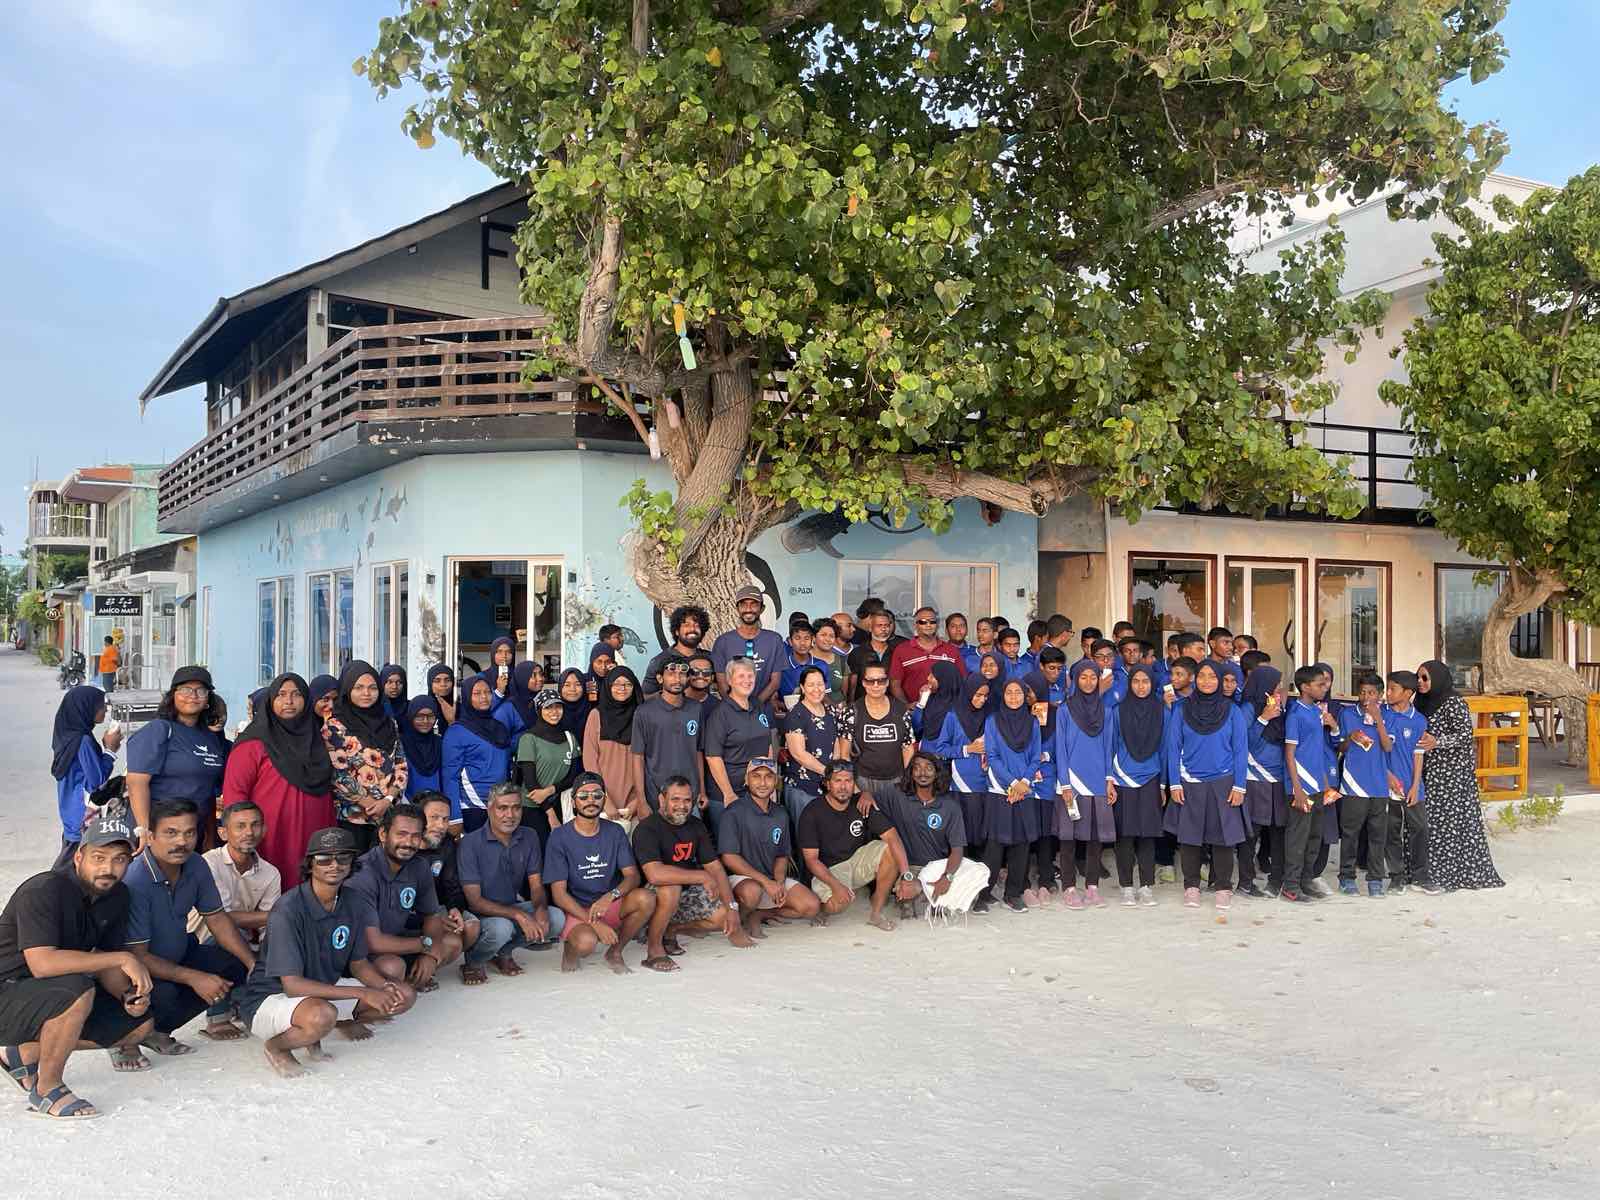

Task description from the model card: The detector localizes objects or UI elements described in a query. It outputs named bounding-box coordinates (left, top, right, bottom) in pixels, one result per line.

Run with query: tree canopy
left=361, top=0, right=1507, bottom=616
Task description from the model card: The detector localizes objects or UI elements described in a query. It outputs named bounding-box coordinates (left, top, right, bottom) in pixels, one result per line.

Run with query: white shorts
left=249, top=983, right=362, bottom=1041
left=727, top=875, right=801, bottom=909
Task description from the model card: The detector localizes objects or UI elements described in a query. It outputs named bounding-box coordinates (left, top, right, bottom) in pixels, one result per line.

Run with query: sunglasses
left=310, top=853, right=355, bottom=867
left=915, top=618, right=936, bottom=626
left=574, top=789, right=605, bottom=802
left=688, top=668, right=714, bottom=677
left=863, top=676, right=889, bottom=685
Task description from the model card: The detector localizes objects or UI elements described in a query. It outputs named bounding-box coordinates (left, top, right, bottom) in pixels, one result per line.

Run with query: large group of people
left=2, top=597, right=1505, bottom=1118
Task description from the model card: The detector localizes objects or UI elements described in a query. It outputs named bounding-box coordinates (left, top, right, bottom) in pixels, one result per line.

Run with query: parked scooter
left=58, top=650, right=86, bottom=690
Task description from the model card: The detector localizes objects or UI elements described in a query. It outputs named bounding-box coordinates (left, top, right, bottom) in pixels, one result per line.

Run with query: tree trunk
left=1479, top=566, right=1588, bottom=769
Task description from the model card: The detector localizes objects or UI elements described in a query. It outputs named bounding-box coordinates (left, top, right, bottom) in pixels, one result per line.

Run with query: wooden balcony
left=157, top=316, right=616, bottom=532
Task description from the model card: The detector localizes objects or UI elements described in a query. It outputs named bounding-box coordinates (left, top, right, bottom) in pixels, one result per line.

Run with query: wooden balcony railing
left=158, top=316, right=604, bottom=525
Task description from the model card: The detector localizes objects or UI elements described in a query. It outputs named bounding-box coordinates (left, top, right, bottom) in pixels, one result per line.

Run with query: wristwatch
left=609, top=887, right=622, bottom=901
left=420, top=935, right=434, bottom=950
left=900, top=870, right=915, bottom=883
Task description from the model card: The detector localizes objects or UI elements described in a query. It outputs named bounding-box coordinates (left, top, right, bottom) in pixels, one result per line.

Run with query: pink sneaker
left=1183, top=887, right=1201, bottom=908
left=1062, top=887, right=1085, bottom=911
left=1215, top=889, right=1233, bottom=912
left=1022, top=888, right=1041, bottom=908
left=1085, top=885, right=1107, bottom=908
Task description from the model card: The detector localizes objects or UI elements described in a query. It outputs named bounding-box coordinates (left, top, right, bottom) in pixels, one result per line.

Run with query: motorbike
left=58, top=650, right=86, bottom=690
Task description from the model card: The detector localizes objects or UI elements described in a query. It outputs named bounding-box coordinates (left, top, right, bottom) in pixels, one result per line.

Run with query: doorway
left=1226, top=560, right=1303, bottom=666
left=448, top=558, right=564, bottom=680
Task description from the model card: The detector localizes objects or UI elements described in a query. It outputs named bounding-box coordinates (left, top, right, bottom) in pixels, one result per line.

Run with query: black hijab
left=423, top=664, right=454, bottom=727
left=1064, top=658, right=1105, bottom=736
left=307, top=674, right=338, bottom=721
left=1242, top=665, right=1286, bottom=745
left=1416, top=659, right=1457, bottom=718
left=488, top=636, right=516, bottom=674
left=1118, top=666, right=1165, bottom=761
left=234, top=673, right=335, bottom=795
left=51, top=685, right=104, bottom=780
left=921, top=661, right=963, bottom=744
left=529, top=689, right=570, bottom=744
left=330, top=660, right=398, bottom=754
left=597, top=667, right=640, bottom=743
left=1182, top=661, right=1232, bottom=736
left=557, top=667, right=592, bottom=738
left=954, top=672, right=994, bottom=740
left=508, top=661, right=543, bottom=729
left=397, top=696, right=443, bottom=776
left=378, top=664, right=408, bottom=721
left=991, top=679, right=1037, bottom=752
left=586, top=642, right=615, bottom=685
left=456, top=674, right=513, bottom=749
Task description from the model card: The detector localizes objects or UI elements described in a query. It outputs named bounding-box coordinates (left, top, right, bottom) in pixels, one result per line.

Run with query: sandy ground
left=0, top=644, right=1596, bottom=1198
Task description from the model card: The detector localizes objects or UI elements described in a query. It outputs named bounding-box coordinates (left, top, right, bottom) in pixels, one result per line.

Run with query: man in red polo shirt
left=888, top=606, right=966, bottom=704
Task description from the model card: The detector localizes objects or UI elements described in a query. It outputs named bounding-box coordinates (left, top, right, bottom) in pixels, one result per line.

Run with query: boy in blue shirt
left=1336, top=674, right=1392, bottom=897
left=1282, top=665, right=1338, bottom=902
left=1381, top=670, right=1437, bottom=894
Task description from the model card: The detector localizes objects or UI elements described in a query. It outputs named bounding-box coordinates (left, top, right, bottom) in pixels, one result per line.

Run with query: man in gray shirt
left=630, top=656, right=705, bottom=810
left=869, top=752, right=989, bottom=917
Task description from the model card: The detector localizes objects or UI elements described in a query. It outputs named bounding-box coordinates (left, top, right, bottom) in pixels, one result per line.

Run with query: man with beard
left=120, top=798, right=256, bottom=1065
left=798, top=762, right=914, bottom=931
left=630, top=656, right=706, bottom=812
left=0, top=809, right=155, bottom=1119
left=234, top=827, right=414, bottom=1077
left=632, top=776, right=752, bottom=958
left=642, top=604, right=711, bottom=696
left=711, top=586, right=786, bottom=712
left=872, top=752, right=988, bottom=916
left=343, top=803, right=465, bottom=994
left=414, top=792, right=482, bottom=967
left=685, top=652, right=721, bottom=722
left=545, top=774, right=658, bottom=973
left=186, top=799, right=280, bottom=1041
left=459, top=784, right=563, bottom=981
left=845, top=608, right=903, bottom=701
left=717, top=758, right=821, bottom=937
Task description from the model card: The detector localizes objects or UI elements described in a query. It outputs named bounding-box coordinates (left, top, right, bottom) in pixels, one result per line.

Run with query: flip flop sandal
left=641, top=956, right=679, bottom=972
left=28, top=1084, right=100, bottom=1120
left=2, top=1045, right=34, bottom=1092
left=140, top=1035, right=194, bottom=1057
left=662, top=938, right=687, bottom=957
left=107, top=1046, right=152, bottom=1072
left=416, top=977, right=440, bottom=993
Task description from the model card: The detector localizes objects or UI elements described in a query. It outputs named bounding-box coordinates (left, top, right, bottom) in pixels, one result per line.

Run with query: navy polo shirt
left=457, top=824, right=544, bottom=907
left=717, top=796, right=791, bottom=878
left=234, top=883, right=374, bottom=1026
left=124, top=849, right=223, bottom=962
left=343, top=845, right=441, bottom=937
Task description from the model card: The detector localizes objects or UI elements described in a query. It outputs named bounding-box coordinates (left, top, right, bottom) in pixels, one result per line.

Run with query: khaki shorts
left=249, top=984, right=361, bottom=1040
left=810, top=840, right=888, bottom=902
left=727, top=875, right=802, bottom=909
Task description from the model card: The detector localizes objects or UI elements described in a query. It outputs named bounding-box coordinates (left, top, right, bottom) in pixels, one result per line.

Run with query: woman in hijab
left=503, top=660, right=546, bottom=738
left=224, top=672, right=335, bottom=885
left=50, top=684, right=121, bottom=866
left=916, top=661, right=963, bottom=747
left=126, top=666, right=229, bottom=851
left=1020, top=646, right=1069, bottom=906
left=585, top=642, right=616, bottom=703
left=487, top=636, right=517, bottom=699
left=922, top=671, right=996, bottom=852
left=424, top=664, right=456, bottom=727
left=1240, top=665, right=1288, bottom=897
left=442, top=674, right=513, bottom=833
left=321, top=660, right=408, bottom=853
left=557, top=667, right=592, bottom=739
left=378, top=664, right=409, bottom=722
left=1415, top=660, right=1504, bottom=891
left=582, top=665, right=645, bottom=826
left=1052, top=658, right=1117, bottom=910
left=307, top=674, right=339, bottom=725
left=1110, top=664, right=1165, bottom=906
left=1162, top=660, right=1249, bottom=912
left=399, top=696, right=443, bottom=798
left=514, top=688, right=580, bottom=851
left=979, top=677, right=1043, bottom=914
left=976, top=649, right=1005, bottom=690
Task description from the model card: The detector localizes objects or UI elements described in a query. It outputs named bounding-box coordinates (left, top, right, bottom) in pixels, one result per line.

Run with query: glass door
left=449, top=558, right=565, bottom=681
left=1226, top=561, right=1302, bottom=667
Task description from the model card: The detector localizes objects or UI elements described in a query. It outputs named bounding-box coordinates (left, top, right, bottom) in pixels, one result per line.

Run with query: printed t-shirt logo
left=431, top=860, right=443, bottom=877
left=862, top=723, right=896, bottom=744
left=848, top=819, right=865, bottom=838
left=758, top=713, right=770, bottom=728
left=770, top=826, right=782, bottom=845
left=671, top=841, right=695, bottom=863
left=686, top=719, right=699, bottom=737
left=399, top=886, right=417, bottom=910
left=926, top=811, right=944, bottom=830
left=331, top=924, right=350, bottom=950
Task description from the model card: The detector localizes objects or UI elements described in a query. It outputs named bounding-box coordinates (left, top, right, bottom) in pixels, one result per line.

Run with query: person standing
left=837, top=663, right=916, bottom=810
left=811, top=618, right=848, bottom=702
left=887, top=606, right=965, bottom=705
left=378, top=665, right=409, bottom=723
left=322, top=662, right=408, bottom=854
left=780, top=665, right=838, bottom=828
left=844, top=608, right=902, bottom=701
left=1162, top=661, right=1249, bottom=912
left=125, top=666, right=227, bottom=852
left=711, top=586, right=787, bottom=713
left=308, top=674, right=339, bottom=725
left=703, top=658, right=775, bottom=822
left=1380, top=671, right=1434, bottom=894
left=515, top=689, right=581, bottom=846
left=398, top=697, right=444, bottom=798
left=1109, top=666, right=1165, bottom=907
left=1281, top=666, right=1339, bottom=903
left=981, top=679, right=1045, bottom=914
left=630, top=658, right=705, bottom=815
left=641, top=604, right=712, bottom=696
left=1055, top=658, right=1117, bottom=910
left=1415, top=660, right=1504, bottom=892
left=1337, top=673, right=1393, bottom=897
left=49, top=685, right=122, bottom=868
left=423, top=665, right=456, bottom=728
left=582, top=666, right=647, bottom=828
left=97, top=636, right=119, bottom=692
left=441, top=675, right=513, bottom=834
left=921, top=672, right=995, bottom=858
left=1240, top=666, right=1288, bottom=897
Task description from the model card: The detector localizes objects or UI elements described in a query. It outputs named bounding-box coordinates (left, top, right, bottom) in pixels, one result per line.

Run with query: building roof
left=137, top=181, right=525, bottom=411
left=59, top=465, right=137, bottom=504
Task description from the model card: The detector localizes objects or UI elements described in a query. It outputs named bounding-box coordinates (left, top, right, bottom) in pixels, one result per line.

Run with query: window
left=372, top=562, right=409, bottom=668
left=1225, top=560, right=1304, bottom=666
left=1129, top=555, right=1213, bottom=646
left=308, top=569, right=355, bottom=676
left=839, top=560, right=996, bottom=639
left=256, top=577, right=295, bottom=685
left=1316, top=563, right=1388, bottom=695
left=1435, top=566, right=1555, bottom=685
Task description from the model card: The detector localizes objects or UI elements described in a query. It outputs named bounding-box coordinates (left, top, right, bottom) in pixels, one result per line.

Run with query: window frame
left=371, top=561, right=409, bottom=668
left=1126, top=551, right=1218, bottom=643
left=1312, top=558, right=1392, bottom=691
left=255, top=576, right=296, bottom=685
left=836, top=558, right=999, bottom=637
left=308, top=567, right=356, bottom=677
left=1433, top=563, right=1564, bottom=671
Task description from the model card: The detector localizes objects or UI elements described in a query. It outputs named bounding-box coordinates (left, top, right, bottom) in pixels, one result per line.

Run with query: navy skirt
left=1112, top=779, right=1165, bottom=839
left=955, top=787, right=988, bottom=846
left=1163, top=776, right=1248, bottom=847
left=984, top=790, right=1041, bottom=846
left=1246, top=779, right=1288, bottom=830
left=1058, top=791, right=1116, bottom=843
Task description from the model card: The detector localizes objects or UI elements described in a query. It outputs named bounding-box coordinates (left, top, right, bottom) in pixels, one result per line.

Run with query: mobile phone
left=1101, top=667, right=1112, bottom=680
left=1163, top=683, right=1174, bottom=697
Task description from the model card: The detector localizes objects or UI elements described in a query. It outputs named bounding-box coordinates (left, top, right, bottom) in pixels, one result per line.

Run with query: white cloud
left=70, top=0, right=230, bottom=70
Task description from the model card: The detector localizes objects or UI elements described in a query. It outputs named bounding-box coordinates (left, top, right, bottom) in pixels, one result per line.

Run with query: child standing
left=1240, top=665, right=1288, bottom=895
left=1162, top=661, right=1248, bottom=911
left=1282, top=666, right=1339, bottom=902
left=980, top=678, right=1044, bottom=913
left=1055, top=659, right=1116, bottom=909
left=1110, top=665, right=1164, bottom=907
left=922, top=673, right=996, bottom=861
left=1337, top=673, right=1393, bottom=896
left=1023, top=647, right=1068, bottom=906
left=1381, top=670, right=1436, bottom=894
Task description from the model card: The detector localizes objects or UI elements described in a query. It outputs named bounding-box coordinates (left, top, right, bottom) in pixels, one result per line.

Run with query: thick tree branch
left=759, top=0, right=826, bottom=36
left=902, top=462, right=1101, bottom=516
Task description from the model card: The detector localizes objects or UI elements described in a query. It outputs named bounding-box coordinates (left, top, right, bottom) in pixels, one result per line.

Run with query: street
left=0, top=644, right=1596, bottom=1198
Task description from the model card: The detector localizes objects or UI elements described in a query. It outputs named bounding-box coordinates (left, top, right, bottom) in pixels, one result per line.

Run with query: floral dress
left=1422, top=694, right=1505, bottom=891
left=323, top=715, right=408, bottom=829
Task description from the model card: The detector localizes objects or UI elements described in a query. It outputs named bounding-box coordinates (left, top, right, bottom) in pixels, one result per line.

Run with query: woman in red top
left=222, top=672, right=335, bottom=884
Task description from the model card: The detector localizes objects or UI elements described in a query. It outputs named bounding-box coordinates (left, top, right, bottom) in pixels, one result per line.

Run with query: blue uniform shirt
left=126, top=719, right=227, bottom=811
left=234, top=883, right=374, bottom=1026
left=983, top=715, right=1042, bottom=795
left=440, top=724, right=512, bottom=820
left=544, top=820, right=636, bottom=908
left=457, top=824, right=544, bottom=906
left=1055, top=710, right=1113, bottom=797
left=1337, top=706, right=1390, bottom=798
left=1284, top=700, right=1334, bottom=795
left=1382, top=704, right=1429, bottom=801
left=1109, top=708, right=1164, bottom=788
left=344, top=845, right=441, bottom=936
left=56, top=736, right=114, bottom=843
left=1162, top=703, right=1248, bottom=789
left=921, top=711, right=989, bottom=795
left=124, top=848, right=224, bottom=962
left=1246, top=712, right=1286, bottom=783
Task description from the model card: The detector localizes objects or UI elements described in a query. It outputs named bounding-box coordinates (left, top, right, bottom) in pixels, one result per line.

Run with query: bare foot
left=605, top=948, right=633, bottom=975
left=867, top=912, right=898, bottom=932
left=561, top=942, right=581, bottom=973
left=108, top=1045, right=151, bottom=1072
left=264, top=1047, right=305, bottom=1078
left=811, top=911, right=830, bottom=927
left=742, top=913, right=767, bottom=940
left=491, top=955, right=524, bottom=977
left=306, top=1042, right=335, bottom=1063
left=198, top=1020, right=245, bottom=1042
left=335, top=1020, right=373, bottom=1042
left=728, top=928, right=756, bottom=948
left=460, top=963, right=488, bottom=986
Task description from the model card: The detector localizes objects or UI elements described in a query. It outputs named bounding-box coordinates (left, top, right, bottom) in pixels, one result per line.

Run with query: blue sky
left=1, top=0, right=1595, bottom=551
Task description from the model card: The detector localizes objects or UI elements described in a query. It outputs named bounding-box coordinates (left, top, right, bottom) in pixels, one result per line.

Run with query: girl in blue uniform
left=1022, top=647, right=1068, bottom=905
left=1110, top=665, right=1164, bottom=907
left=980, top=678, right=1043, bottom=914
left=441, top=674, right=513, bottom=832
left=1054, top=658, right=1116, bottom=910
left=1163, top=660, right=1249, bottom=911
left=399, top=696, right=444, bottom=798
left=1241, top=665, right=1288, bottom=895
left=921, top=672, right=994, bottom=854
left=49, top=685, right=117, bottom=868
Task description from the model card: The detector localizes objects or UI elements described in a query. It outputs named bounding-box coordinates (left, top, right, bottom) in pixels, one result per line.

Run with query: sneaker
left=1120, top=886, right=1138, bottom=907
left=1003, top=896, right=1029, bottom=913
left=1237, top=882, right=1267, bottom=899
left=1086, top=885, right=1108, bottom=908
left=1022, top=887, right=1041, bottom=908
left=1183, top=887, right=1201, bottom=908
left=1303, top=879, right=1333, bottom=899
left=1062, top=887, right=1084, bottom=911
left=1137, top=885, right=1158, bottom=907
left=1279, top=888, right=1300, bottom=903
left=1419, top=881, right=1444, bottom=895
left=1339, top=879, right=1359, bottom=896
left=1215, top=889, right=1233, bottom=912
left=1388, top=880, right=1408, bottom=895
left=1368, top=880, right=1386, bottom=898
left=970, top=895, right=993, bottom=915
left=1156, top=866, right=1176, bottom=885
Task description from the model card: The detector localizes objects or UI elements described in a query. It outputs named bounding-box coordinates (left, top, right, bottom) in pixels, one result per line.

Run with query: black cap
left=303, top=827, right=358, bottom=858
left=169, top=665, right=213, bottom=690
left=81, top=808, right=135, bottom=849
left=571, top=772, right=607, bottom=794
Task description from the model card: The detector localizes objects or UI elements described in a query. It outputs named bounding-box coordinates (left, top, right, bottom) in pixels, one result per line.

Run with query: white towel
left=920, top=858, right=991, bottom=914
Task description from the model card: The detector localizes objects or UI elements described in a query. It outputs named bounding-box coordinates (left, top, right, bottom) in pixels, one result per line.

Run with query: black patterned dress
left=1422, top=694, right=1505, bottom=891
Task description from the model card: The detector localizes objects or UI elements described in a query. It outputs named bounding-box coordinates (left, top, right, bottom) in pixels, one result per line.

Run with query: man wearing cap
left=797, top=762, right=913, bottom=931
left=710, top=585, right=786, bottom=712
left=545, top=772, right=657, bottom=972
left=633, top=775, right=753, bottom=956
left=458, top=783, right=564, bottom=982
left=343, top=803, right=465, bottom=994
left=630, top=655, right=706, bottom=814
left=233, top=827, right=414, bottom=1077
left=0, top=810, right=155, bottom=1118
left=717, top=757, right=820, bottom=937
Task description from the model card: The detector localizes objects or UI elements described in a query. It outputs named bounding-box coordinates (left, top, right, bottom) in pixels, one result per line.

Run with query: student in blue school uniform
left=441, top=675, right=514, bottom=833
left=1054, top=658, right=1117, bottom=910
left=921, top=672, right=996, bottom=860
left=398, top=697, right=444, bottom=799
left=1110, top=665, right=1164, bottom=906
left=1162, top=660, right=1248, bottom=913
left=49, top=685, right=122, bottom=869
left=1020, top=621, right=1048, bottom=675
left=1020, top=647, right=1068, bottom=905
left=1309, top=661, right=1344, bottom=876
left=1087, top=638, right=1125, bottom=705
left=995, top=628, right=1031, bottom=683
left=1281, top=665, right=1339, bottom=902
left=1380, top=670, right=1435, bottom=894
left=1240, top=665, right=1288, bottom=896
left=1337, top=673, right=1394, bottom=897
left=979, top=678, right=1044, bottom=914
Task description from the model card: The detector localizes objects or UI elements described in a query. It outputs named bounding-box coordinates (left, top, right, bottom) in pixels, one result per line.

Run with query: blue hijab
left=398, top=695, right=443, bottom=776
left=51, top=685, right=104, bottom=781
left=378, top=664, right=408, bottom=721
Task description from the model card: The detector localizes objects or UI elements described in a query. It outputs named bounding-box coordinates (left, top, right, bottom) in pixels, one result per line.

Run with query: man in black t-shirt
left=632, top=777, right=752, bottom=956
left=416, top=793, right=481, bottom=955
left=797, top=763, right=913, bottom=931
left=845, top=609, right=905, bottom=701
left=0, top=810, right=155, bottom=1119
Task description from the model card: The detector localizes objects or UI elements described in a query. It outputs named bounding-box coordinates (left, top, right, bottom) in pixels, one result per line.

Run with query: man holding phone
left=0, top=809, right=156, bottom=1119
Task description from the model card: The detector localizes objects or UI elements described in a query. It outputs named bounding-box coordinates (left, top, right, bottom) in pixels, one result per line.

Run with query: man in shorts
left=545, top=773, right=657, bottom=973
left=717, top=757, right=821, bottom=938
left=797, top=761, right=913, bottom=931
left=233, top=828, right=415, bottom=1077
left=632, top=775, right=753, bottom=958
left=343, top=803, right=465, bottom=994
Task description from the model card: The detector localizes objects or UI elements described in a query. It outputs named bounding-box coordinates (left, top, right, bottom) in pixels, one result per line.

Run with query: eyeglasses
left=574, top=789, right=605, bottom=802
left=310, top=853, right=354, bottom=867
left=915, top=618, right=936, bottom=627
left=174, top=685, right=211, bottom=699
left=863, top=676, right=889, bottom=686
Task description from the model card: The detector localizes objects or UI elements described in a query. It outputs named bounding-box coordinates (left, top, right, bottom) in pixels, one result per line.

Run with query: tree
left=1383, top=167, right=1600, bottom=766
left=361, top=0, right=1506, bottom=629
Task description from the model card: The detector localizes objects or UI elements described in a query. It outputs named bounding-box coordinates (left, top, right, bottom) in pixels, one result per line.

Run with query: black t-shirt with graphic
left=797, top=797, right=892, bottom=868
